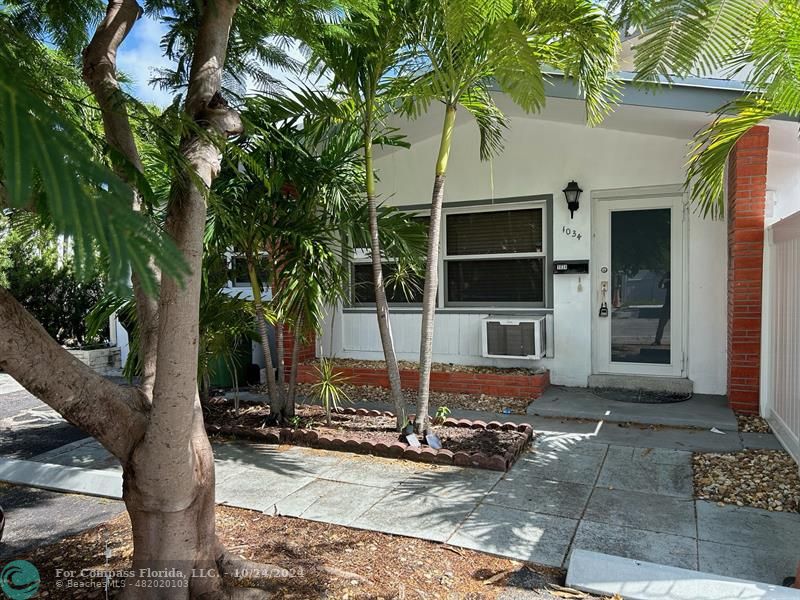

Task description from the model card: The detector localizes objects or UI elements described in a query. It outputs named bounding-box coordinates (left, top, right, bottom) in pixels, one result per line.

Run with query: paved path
left=1, top=376, right=796, bottom=588
left=7, top=427, right=799, bottom=586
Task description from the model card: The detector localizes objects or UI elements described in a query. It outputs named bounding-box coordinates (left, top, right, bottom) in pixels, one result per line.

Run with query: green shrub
left=0, top=225, right=106, bottom=347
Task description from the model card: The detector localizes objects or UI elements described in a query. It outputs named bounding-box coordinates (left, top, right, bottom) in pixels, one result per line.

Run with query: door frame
left=591, top=185, right=689, bottom=378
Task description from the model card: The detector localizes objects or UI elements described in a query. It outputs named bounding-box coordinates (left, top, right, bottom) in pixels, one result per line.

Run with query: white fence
left=762, top=210, right=800, bottom=464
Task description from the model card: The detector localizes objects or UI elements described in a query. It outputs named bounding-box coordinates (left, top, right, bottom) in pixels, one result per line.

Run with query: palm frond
left=0, top=75, right=189, bottom=294
left=459, top=86, right=508, bottom=160
left=490, top=18, right=546, bottom=114
left=633, top=0, right=758, bottom=82
left=686, top=98, right=775, bottom=219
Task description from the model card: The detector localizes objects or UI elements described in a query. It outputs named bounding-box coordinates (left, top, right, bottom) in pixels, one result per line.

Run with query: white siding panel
left=337, top=310, right=554, bottom=370
left=764, top=212, right=800, bottom=465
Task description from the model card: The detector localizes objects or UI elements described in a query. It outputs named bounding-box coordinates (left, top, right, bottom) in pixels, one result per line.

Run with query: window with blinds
left=444, top=208, right=546, bottom=306
left=352, top=263, right=425, bottom=304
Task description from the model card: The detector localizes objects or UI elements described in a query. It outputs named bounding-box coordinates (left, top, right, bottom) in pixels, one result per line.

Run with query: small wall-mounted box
left=553, top=260, right=589, bottom=274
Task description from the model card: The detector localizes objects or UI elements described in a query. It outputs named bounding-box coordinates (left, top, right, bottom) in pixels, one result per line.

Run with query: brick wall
left=295, top=364, right=550, bottom=400
left=282, top=331, right=316, bottom=378
left=727, top=125, right=769, bottom=414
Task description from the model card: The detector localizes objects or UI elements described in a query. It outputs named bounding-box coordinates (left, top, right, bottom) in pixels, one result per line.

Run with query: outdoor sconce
left=563, top=180, right=583, bottom=219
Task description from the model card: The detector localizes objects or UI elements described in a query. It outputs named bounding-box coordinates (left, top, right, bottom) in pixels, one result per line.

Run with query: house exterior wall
left=320, top=112, right=729, bottom=395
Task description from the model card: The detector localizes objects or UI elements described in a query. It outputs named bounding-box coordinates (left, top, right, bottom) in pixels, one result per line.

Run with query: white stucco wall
left=768, top=148, right=800, bottom=224
left=321, top=107, right=729, bottom=394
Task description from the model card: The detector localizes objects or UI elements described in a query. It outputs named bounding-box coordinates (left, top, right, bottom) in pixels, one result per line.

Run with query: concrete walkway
left=4, top=421, right=798, bottom=587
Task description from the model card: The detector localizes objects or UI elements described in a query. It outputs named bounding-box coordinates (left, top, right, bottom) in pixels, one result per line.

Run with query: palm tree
left=213, top=93, right=426, bottom=423
left=617, top=0, right=787, bottom=218
left=304, top=1, right=416, bottom=429
left=405, top=0, right=621, bottom=433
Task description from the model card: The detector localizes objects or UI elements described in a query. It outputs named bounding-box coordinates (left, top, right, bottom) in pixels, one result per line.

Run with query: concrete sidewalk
left=3, top=422, right=799, bottom=587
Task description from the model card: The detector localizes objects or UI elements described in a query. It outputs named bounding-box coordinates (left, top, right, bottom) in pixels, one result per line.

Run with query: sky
left=117, top=15, right=176, bottom=106
left=119, top=14, right=313, bottom=107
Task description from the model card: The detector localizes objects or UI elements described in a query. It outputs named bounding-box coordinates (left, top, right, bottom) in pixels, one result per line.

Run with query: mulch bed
left=205, top=401, right=533, bottom=471
left=14, top=505, right=614, bottom=599
left=693, top=449, right=800, bottom=512
left=737, top=414, right=772, bottom=433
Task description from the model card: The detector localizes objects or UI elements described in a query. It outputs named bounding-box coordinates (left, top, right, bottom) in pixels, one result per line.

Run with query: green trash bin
left=208, top=340, right=252, bottom=389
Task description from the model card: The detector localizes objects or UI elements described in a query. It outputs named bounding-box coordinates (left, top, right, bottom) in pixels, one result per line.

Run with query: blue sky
left=118, top=15, right=176, bottom=106
left=119, top=15, right=312, bottom=107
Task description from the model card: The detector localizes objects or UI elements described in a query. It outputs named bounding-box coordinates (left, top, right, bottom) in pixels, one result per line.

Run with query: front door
left=593, top=191, right=685, bottom=377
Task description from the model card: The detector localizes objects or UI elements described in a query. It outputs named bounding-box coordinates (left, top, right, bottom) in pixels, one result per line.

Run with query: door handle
left=599, top=280, right=609, bottom=317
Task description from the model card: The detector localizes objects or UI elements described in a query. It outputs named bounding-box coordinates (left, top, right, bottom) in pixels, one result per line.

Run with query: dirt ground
left=16, top=505, right=609, bottom=599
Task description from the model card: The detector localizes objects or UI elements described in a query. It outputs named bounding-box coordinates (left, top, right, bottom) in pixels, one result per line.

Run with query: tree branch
left=83, top=0, right=160, bottom=400
left=0, top=287, right=147, bottom=460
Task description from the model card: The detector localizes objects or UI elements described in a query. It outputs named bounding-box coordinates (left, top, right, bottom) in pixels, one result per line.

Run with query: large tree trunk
left=84, top=0, right=259, bottom=597
left=364, top=128, right=406, bottom=429
left=120, top=0, right=245, bottom=592
left=416, top=104, right=457, bottom=435
left=82, top=0, right=160, bottom=399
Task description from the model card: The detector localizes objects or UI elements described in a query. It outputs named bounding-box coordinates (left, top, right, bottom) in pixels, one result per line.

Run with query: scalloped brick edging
left=207, top=405, right=533, bottom=472
left=295, top=364, right=550, bottom=400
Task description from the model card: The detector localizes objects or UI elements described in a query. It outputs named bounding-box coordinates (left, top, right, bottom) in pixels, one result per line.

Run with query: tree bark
left=85, top=1, right=247, bottom=597
left=416, top=104, right=456, bottom=435
left=0, top=287, right=147, bottom=459
left=82, top=0, right=160, bottom=400
left=364, top=125, right=406, bottom=429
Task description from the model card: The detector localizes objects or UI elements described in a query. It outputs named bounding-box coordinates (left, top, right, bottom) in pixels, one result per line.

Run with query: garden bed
left=205, top=400, right=533, bottom=471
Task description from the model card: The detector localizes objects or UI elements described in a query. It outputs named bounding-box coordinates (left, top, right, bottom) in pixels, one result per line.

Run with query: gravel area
left=694, top=449, right=800, bottom=512
left=295, top=382, right=531, bottom=415
left=310, top=358, right=545, bottom=376
left=737, top=414, right=772, bottom=433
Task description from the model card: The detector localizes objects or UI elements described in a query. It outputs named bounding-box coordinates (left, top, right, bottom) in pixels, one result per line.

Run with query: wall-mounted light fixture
left=562, top=180, right=583, bottom=219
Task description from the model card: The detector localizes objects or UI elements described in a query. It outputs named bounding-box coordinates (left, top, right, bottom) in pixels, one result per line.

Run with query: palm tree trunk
left=247, top=255, right=282, bottom=420
left=276, top=322, right=286, bottom=388
left=286, top=318, right=302, bottom=407
left=364, top=124, right=406, bottom=430
left=416, top=104, right=457, bottom=435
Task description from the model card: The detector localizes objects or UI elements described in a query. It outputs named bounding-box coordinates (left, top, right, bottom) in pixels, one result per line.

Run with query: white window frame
left=224, top=249, right=270, bottom=291
left=441, top=201, right=549, bottom=309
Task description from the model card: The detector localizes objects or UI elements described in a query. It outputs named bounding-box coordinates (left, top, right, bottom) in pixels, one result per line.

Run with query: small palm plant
left=310, top=358, right=352, bottom=426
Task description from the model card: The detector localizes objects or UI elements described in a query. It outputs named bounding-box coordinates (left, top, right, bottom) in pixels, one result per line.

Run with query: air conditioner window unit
left=482, top=316, right=546, bottom=360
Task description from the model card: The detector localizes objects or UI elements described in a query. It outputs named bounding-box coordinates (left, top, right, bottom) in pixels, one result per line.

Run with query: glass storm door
left=593, top=194, right=684, bottom=377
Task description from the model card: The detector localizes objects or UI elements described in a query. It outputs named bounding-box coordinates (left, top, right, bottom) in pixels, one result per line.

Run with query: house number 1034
left=562, top=225, right=582, bottom=240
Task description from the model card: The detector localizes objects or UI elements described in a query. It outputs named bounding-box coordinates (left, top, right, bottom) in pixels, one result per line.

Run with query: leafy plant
left=620, top=0, right=792, bottom=218
left=0, top=221, right=106, bottom=347
left=310, top=358, right=351, bottom=426
left=433, top=405, right=451, bottom=425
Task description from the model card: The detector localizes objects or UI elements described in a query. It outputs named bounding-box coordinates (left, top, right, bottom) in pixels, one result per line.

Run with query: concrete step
left=567, top=549, right=800, bottom=600
left=0, top=458, right=122, bottom=499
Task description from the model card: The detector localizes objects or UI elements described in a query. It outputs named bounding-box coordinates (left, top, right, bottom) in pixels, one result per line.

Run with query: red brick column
left=282, top=330, right=316, bottom=378
left=727, top=125, right=768, bottom=414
